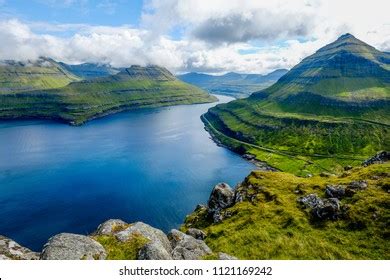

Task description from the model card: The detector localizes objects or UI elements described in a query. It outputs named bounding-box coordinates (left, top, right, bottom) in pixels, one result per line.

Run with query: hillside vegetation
left=204, top=34, right=390, bottom=175
left=0, top=62, right=217, bottom=125
left=183, top=162, right=390, bottom=259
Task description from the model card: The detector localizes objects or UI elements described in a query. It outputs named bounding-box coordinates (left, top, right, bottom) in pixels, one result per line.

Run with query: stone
left=298, top=194, right=341, bottom=220
left=115, top=222, right=171, bottom=254
left=40, top=233, right=107, bottom=260
left=208, top=183, right=235, bottom=223
left=94, top=219, right=128, bottom=236
left=186, top=228, right=207, bottom=240
left=325, top=185, right=346, bottom=199
left=344, top=165, right=353, bottom=171
left=137, top=242, right=172, bottom=260
left=362, top=151, right=389, bottom=166
left=311, top=198, right=341, bottom=220
left=297, top=194, right=322, bottom=209
left=168, top=230, right=212, bottom=260
left=0, top=235, right=39, bottom=260
left=218, top=252, right=238, bottom=260
left=345, top=181, right=368, bottom=196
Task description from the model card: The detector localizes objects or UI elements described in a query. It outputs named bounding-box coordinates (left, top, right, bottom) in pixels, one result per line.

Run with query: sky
left=0, top=0, right=389, bottom=74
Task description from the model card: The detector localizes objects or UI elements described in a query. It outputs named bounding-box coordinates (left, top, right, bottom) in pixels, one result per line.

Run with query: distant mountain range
left=177, top=69, right=288, bottom=98
left=0, top=59, right=216, bottom=125
left=203, top=33, right=390, bottom=175
left=59, top=62, right=122, bottom=79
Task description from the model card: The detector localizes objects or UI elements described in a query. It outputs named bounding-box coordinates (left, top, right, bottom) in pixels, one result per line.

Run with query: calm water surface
left=0, top=95, right=254, bottom=251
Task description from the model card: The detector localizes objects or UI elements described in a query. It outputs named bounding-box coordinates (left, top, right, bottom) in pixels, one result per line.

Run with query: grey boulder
left=0, top=235, right=39, bottom=260
left=186, top=228, right=207, bottom=240
left=94, top=219, right=128, bottom=236
left=137, top=242, right=172, bottom=260
left=40, top=233, right=107, bottom=260
left=208, top=183, right=235, bottom=223
left=115, top=222, right=171, bottom=254
left=168, top=229, right=212, bottom=260
left=218, top=252, right=238, bottom=260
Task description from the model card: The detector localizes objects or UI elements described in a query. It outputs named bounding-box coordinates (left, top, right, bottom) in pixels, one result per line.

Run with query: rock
left=362, top=151, right=389, bottom=166
left=208, top=183, right=235, bottom=223
left=0, top=236, right=39, bottom=260
left=344, top=165, right=353, bottom=171
left=298, top=194, right=341, bottom=220
left=194, top=204, right=207, bottom=212
left=168, top=230, right=212, bottom=260
left=186, top=228, right=207, bottom=240
left=311, top=198, right=341, bottom=220
left=297, top=194, right=322, bottom=209
left=242, top=154, right=256, bottom=160
left=319, top=172, right=335, bottom=178
left=94, top=219, right=128, bottom=235
left=218, top=252, right=238, bottom=260
left=345, top=181, right=368, bottom=196
left=40, top=233, right=107, bottom=260
left=137, top=242, right=172, bottom=260
left=348, top=180, right=368, bottom=190
left=325, top=185, right=346, bottom=199
left=115, top=222, right=171, bottom=254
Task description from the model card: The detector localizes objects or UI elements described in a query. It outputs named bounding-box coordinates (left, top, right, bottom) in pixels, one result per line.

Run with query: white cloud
left=0, top=0, right=389, bottom=74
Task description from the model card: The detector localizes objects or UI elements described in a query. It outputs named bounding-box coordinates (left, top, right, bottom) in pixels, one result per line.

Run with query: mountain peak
left=123, top=65, right=176, bottom=81
left=337, top=33, right=355, bottom=40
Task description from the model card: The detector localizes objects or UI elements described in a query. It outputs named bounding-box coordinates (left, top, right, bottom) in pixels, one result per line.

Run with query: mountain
left=0, top=57, right=80, bottom=93
left=203, top=34, right=390, bottom=175
left=0, top=63, right=217, bottom=125
left=59, top=62, right=121, bottom=79
left=177, top=69, right=288, bottom=98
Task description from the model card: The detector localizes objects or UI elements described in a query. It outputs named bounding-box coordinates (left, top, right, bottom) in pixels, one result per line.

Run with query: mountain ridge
left=203, top=34, right=390, bottom=175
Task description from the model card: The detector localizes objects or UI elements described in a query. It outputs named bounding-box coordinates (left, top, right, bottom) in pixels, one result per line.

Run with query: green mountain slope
left=203, top=34, right=390, bottom=175
left=0, top=64, right=217, bottom=125
left=177, top=69, right=288, bottom=98
left=0, top=57, right=80, bottom=93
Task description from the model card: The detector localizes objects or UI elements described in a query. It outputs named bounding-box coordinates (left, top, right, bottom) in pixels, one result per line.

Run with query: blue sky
left=1, top=0, right=143, bottom=28
left=0, top=0, right=388, bottom=74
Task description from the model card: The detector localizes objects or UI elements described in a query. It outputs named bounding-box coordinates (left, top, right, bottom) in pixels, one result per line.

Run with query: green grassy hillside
left=0, top=57, right=80, bottom=93
left=204, top=34, right=390, bottom=175
left=183, top=162, right=390, bottom=259
left=0, top=64, right=217, bottom=125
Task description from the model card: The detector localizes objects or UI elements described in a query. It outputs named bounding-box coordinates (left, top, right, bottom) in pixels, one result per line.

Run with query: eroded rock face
left=40, top=233, right=107, bottom=260
left=94, top=219, right=128, bottom=236
left=208, top=183, right=235, bottom=223
left=0, top=236, right=39, bottom=260
left=168, top=230, right=212, bottom=260
left=363, top=151, right=389, bottom=166
left=186, top=228, right=207, bottom=240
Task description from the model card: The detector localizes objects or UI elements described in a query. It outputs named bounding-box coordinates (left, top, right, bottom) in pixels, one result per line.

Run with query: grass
left=93, top=234, right=149, bottom=260
left=183, top=163, right=390, bottom=259
left=0, top=76, right=217, bottom=125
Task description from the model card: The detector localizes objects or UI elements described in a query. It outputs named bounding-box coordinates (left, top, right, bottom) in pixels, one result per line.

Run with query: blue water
left=0, top=95, right=254, bottom=251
